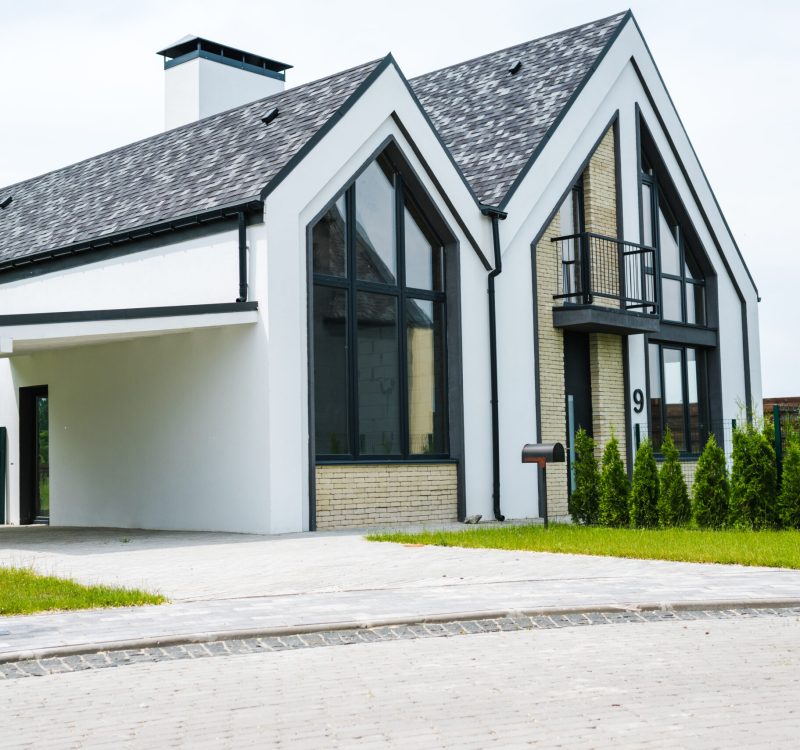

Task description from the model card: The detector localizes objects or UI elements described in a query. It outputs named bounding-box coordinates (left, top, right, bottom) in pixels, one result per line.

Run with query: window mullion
left=397, top=176, right=410, bottom=458
left=346, top=185, right=359, bottom=458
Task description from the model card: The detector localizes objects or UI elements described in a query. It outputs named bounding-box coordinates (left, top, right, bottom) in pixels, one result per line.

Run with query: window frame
left=642, top=172, right=707, bottom=327
left=312, top=153, right=450, bottom=462
left=647, top=342, right=710, bottom=456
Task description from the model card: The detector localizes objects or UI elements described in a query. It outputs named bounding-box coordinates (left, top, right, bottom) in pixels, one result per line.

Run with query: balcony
left=550, top=232, right=660, bottom=335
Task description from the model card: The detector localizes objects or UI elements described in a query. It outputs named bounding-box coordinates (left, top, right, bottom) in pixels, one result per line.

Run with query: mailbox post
left=521, top=442, right=565, bottom=528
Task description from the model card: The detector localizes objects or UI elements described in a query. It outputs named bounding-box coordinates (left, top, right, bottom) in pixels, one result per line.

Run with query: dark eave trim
left=259, top=55, right=394, bottom=202
left=498, top=10, right=632, bottom=211
left=390, top=114, right=490, bottom=269
left=0, top=200, right=264, bottom=282
left=0, top=302, right=258, bottom=328
left=627, top=14, right=758, bottom=298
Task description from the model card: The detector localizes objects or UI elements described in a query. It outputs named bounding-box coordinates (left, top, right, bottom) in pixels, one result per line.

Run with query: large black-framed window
left=641, top=174, right=706, bottom=326
left=312, top=152, right=448, bottom=460
left=648, top=342, right=709, bottom=455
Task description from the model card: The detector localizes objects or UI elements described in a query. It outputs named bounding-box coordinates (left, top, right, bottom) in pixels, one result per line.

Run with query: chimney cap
left=157, top=35, right=292, bottom=75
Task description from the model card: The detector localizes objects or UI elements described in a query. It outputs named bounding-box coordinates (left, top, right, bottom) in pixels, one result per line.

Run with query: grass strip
left=0, top=567, right=165, bottom=615
left=368, top=524, right=800, bottom=569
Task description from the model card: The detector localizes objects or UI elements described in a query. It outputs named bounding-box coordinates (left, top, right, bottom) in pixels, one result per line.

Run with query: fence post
left=773, top=404, right=783, bottom=484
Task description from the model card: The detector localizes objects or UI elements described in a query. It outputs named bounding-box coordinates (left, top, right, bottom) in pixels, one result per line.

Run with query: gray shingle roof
left=0, top=58, right=383, bottom=266
left=0, top=13, right=628, bottom=268
left=410, top=12, right=627, bottom=207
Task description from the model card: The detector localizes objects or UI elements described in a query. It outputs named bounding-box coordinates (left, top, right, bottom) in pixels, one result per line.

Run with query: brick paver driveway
left=3, top=612, right=799, bottom=748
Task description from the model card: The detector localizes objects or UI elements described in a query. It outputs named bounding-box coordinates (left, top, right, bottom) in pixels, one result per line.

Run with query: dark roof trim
left=0, top=200, right=263, bottom=278
left=259, top=55, right=393, bottom=202
left=388, top=59, right=483, bottom=209
left=498, top=10, right=632, bottom=210
left=389, top=114, right=490, bottom=270
left=627, top=14, right=758, bottom=298
left=0, top=302, right=258, bottom=328
left=164, top=50, right=287, bottom=82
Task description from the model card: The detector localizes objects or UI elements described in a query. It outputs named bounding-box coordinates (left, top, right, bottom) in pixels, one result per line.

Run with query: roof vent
left=508, top=61, right=522, bottom=75
left=261, top=107, right=279, bottom=126
left=157, top=36, right=292, bottom=130
left=0, top=196, right=12, bottom=210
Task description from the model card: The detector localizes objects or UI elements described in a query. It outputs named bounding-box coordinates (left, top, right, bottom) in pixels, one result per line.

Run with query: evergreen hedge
left=569, top=428, right=600, bottom=525
left=630, top=439, right=659, bottom=528
left=778, top=433, right=800, bottom=528
left=729, top=423, right=778, bottom=529
left=658, top=429, right=691, bottom=527
left=692, top=434, right=729, bottom=529
left=599, top=435, right=629, bottom=527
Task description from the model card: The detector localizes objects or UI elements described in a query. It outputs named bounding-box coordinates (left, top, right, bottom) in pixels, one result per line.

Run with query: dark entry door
left=19, top=385, right=49, bottom=525
left=564, top=332, right=593, bottom=435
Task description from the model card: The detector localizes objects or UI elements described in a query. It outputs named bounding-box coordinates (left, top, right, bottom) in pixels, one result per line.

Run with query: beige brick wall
left=590, top=333, right=627, bottom=469
left=583, top=126, right=619, bottom=307
left=536, top=214, right=569, bottom=517
left=315, top=463, right=458, bottom=530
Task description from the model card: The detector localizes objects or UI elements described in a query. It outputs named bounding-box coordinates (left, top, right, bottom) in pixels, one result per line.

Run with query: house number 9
left=633, top=389, right=644, bottom=414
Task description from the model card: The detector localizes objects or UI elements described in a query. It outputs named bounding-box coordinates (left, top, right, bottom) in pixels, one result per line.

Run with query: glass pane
left=312, top=197, right=346, bottom=277
left=407, top=299, right=447, bottom=454
left=36, top=395, right=49, bottom=516
left=313, top=286, right=349, bottom=455
left=404, top=204, right=443, bottom=292
left=686, top=348, right=705, bottom=452
left=648, top=343, right=662, bottom=448
left=662, top=277, right=682, bottom=321
left=641, top=183, right=654, bottom=247
left=687, top=283, right=705, bottom=327
left=560, top=189, right=576, bottom=236
left=357, top=292, right=400, bottom=455
left=355, top=161, right=397, bottom=284
left=663, top=348, right=686, bottom=451
left=658, top=208, right=680, bottom=275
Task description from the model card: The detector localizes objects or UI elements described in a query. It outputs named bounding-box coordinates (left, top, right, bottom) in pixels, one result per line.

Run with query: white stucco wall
left=0, top=223, right=269, bottom=529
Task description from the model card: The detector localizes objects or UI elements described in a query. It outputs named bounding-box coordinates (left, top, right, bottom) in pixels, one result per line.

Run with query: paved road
left=2, top=613, right=799, bottom=748
left=2, top=527, right=800, bottom=660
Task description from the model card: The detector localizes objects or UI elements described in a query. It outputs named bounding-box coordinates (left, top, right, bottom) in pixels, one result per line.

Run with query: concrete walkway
left=2, top=526, right=800, bottom=660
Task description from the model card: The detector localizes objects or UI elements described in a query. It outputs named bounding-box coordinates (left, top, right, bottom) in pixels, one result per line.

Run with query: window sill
left=316, top=456, right=457, bottom=466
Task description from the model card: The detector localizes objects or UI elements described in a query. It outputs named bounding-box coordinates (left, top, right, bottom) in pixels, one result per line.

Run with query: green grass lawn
left=368, top=524, right=800, bottom=569
left=0, top=567, right=165, bottom=616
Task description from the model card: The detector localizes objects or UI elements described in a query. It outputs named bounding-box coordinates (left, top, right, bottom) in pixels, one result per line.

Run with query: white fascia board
left=502, top=17, right=758, bottom=305
left=0, top=309, right=258, bottom=358
left=267, top=62, right=492, bottom=254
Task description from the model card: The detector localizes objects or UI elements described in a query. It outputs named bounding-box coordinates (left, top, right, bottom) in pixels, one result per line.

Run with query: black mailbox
left=521, top=442, right=565, bottom=467
left=521, top=441, right=565, bottom=528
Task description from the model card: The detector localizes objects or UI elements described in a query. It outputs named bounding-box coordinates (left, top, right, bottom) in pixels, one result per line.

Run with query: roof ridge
left=0, top=57, right=383, bottom=196
left=410, top=10, right=628, bottom=82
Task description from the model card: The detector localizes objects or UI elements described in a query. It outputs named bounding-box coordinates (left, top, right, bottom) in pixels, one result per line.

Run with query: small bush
left=658, top=429, right=691, bottom=527
left=778, top=433, right=800, bottom=528
left=729, top=423, right=778, bottom=529
left=599, top=435, right=629, bottom=527
left=569, top=428, right=600, bottom=525
left=630, top=439, right=659, bottom=528
left=692, top=434, right=729, bottom=529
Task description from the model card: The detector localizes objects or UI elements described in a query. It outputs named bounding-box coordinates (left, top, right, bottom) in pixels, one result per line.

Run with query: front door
left=19, top=385, right=49, bottom=525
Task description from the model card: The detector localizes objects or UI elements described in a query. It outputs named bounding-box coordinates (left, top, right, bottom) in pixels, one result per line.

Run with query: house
left=0, top=12, right=760, bottom=532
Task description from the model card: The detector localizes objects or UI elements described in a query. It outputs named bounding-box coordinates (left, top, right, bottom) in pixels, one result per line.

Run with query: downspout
left=481, top=205, right=508, bottom=521
left=236, top=211, right=248, bottom=303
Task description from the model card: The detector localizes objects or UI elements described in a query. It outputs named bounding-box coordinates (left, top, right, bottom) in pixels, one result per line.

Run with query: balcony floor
left=552, top=304, right=660, bottom=334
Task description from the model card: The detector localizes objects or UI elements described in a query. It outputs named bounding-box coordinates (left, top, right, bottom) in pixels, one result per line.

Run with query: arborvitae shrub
left=630, top=439, right=659, bottom=528
left=778, top=433, right=800, bottom=528
left=599, top=435, right=629, bottom=527
left=569, top=428, right=600, bottom=525
left=729, top=423, right=778, bottom=529
left=692, top=434, right=729, bottom=529
left=658, top=429, right=691, bottom=527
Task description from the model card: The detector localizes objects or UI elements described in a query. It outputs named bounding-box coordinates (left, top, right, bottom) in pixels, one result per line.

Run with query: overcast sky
left=1, top=0, right=797, bottom=397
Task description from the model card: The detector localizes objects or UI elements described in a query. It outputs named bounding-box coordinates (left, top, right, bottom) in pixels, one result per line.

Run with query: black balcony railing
left=551, top=232, right=658, bottom=313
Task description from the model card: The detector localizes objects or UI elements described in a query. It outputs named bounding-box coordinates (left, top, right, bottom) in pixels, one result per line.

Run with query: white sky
left=1, top=0, right=797, bottom=396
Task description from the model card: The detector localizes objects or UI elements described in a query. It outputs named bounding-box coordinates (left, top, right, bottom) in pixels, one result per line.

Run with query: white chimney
left=157, top=36, right=292, bottom=130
